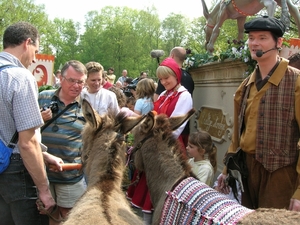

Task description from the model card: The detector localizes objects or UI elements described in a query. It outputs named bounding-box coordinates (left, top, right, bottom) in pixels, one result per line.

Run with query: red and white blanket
left=160, top=177, right=254, bottom=225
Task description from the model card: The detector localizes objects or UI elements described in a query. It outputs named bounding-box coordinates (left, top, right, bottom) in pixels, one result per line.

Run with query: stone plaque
left=195, top=106, right=233, bottom=143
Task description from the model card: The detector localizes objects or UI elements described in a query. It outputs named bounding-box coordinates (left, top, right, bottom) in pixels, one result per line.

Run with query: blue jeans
left=0, top=154, right=48, bottom=225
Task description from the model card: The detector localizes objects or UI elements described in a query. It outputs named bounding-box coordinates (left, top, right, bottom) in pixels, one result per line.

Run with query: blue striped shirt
left=38, top=89, right=85, bottom=183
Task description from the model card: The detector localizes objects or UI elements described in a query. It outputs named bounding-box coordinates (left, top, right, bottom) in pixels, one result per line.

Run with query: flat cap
left=244, top=16, right=286, bottom=37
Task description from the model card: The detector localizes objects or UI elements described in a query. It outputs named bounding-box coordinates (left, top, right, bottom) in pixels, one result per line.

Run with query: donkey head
left=288, top=53, right=300, bottom=70
left=136, top=109, right=196, bottom=135
left=132, top=109, right=196, bottom=172
left=82, top=98, right=145, bottom=137
left=81, top=99, right=145, bottom=183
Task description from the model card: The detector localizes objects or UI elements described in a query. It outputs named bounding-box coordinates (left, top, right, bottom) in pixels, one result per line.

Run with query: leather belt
left=10, top=153, right=22, bottom=161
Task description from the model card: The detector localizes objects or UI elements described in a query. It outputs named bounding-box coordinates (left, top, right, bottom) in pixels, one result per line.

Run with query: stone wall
left=188, top=59, right=247, bottom=173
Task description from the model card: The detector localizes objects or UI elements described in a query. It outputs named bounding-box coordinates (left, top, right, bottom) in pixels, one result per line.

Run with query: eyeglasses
left=63, top=77, right=85, bottom=86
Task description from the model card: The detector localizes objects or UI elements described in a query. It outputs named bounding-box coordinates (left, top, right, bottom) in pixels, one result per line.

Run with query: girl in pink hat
left=154, top=57, right=193, bottom=152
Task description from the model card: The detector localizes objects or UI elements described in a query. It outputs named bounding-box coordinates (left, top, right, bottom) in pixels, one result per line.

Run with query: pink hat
left=160, top=57, right=181, bottom=84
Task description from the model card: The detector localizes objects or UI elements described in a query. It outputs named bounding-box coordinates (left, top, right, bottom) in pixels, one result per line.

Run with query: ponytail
left=208, top=143, right=217, bottom=174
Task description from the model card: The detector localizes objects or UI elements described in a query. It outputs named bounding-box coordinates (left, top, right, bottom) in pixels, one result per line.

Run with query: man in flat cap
left=217, top=16, right=300, bottom=212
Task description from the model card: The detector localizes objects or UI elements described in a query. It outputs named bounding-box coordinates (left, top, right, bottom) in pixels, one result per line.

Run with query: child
left=134, top=78, right=156, bottom=115
left=126, top=96, right=136, bottom=112
left=186, top=130, right=217, bottom=187
left=126, top=78, right=156, bottom=225
left=108, top=86, right=138, bottom=117
left=102, top=70, right=113, bottom=89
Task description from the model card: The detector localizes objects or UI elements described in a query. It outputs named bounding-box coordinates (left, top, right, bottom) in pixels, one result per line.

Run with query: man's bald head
left=169, top=47, right=186, bottom=67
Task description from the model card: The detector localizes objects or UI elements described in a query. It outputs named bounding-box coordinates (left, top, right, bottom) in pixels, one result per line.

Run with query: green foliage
left=126, top=133, right=135, bottom=147
left=38, top=85, right=55, bottom=93
left=79, top=6, right=163, bottom=78
left=161, top=13, right=188, bottom=50
left=185, top=39, right=257, bottom=76
left=185, top=52, right=218, bottom=67
left=220, top=40, right=256, bottom=75
left=0, top=0, right=50, bottom=50
left=1, top=0, right=299, bottom=78
left=51, top=18, right=82, bottom=70
left=185, top=17, right=207, bottom=54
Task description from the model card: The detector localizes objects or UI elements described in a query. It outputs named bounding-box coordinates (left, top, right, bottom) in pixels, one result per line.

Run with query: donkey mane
left=81, top=111, right=126, bottom=185
left=63, top=99, right=143, bottom=225
left=131, top=109, right=300, bottom=225
left=133, top=113, right=194, bottom=179
left=131, top=110, right=196, bottom=225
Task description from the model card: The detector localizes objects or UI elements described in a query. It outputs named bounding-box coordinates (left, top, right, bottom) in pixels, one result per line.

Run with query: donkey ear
left=82, top=99, right=100, bottom=129
left=169, top=108, right=196, bottom=131
left=140, top=111, right=155, bottom=134
left=201, top=0, right=210, bottom=19
left=119, top=115, right=146, bottom=134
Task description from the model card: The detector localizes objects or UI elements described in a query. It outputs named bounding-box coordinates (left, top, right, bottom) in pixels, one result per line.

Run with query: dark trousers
left=0, top=155, right=49, bottom=225
left=242, top=153, right=298, bottom=209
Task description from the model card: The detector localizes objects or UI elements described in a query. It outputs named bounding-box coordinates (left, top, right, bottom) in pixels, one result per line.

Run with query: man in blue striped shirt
left=39, top=60, right=87, bottom=223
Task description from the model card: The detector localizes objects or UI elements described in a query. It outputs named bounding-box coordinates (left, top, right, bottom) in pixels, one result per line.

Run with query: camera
left=42, top=101, right=59, bottom=113
left=123, top=78, right=139, bottom=98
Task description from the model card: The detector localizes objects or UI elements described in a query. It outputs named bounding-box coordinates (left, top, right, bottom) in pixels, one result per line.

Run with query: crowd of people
left=1, top=15, right=300, bottom=225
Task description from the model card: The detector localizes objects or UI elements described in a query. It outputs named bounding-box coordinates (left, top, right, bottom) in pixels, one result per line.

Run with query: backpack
left=0, top=64, right=18, bottom=173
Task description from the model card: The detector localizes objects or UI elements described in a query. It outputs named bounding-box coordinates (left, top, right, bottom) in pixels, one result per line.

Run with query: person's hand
left=37, top=190, right=56, bottom=213
left=43, top=152, right=63, bottom=172
left=289, top=198, right=300, bottom=211
left=216, top=173, right=230, bottom=194
left=48, top=159, right=64, bottom=172
left=41, top=108, right=52, bottom=122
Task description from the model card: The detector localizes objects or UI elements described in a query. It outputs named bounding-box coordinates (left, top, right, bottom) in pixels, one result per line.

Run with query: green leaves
left=38, top=85, right=55, bottom=93
left=185, top=39, right=256, bottom=76
left=2, top=1, right=297, bottom=78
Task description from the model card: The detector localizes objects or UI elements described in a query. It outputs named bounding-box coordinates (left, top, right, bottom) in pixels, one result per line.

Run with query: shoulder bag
left=0, top=64, right=18, bottom=173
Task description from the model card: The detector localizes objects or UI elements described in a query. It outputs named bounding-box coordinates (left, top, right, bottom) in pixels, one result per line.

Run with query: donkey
left=288, top=52, right=300, bottom=70
left=131, top=109, right=300, bottom=224
left=201, top=0, right=300, bottom=53
left=62, top=99, right=143, bottom=225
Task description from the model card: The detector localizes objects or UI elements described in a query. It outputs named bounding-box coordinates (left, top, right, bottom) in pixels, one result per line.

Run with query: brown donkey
left=131, top=109, right=300, bottom=225
left=289, top=52, right=300, bottom=70
left=62, top=99, right=143, bottom=225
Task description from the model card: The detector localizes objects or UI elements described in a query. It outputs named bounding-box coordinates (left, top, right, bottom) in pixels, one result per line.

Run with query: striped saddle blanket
left=160, top=177, right=254, bottom=225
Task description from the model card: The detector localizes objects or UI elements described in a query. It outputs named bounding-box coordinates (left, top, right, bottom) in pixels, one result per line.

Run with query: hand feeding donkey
left=131, top=109, right=300, bottom=225
left=62, top=99, right=143, bottom=225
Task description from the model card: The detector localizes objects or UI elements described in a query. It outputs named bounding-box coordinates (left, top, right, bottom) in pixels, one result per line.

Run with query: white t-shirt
left=188, top=158, right=214, bottom=186
left=81, top=88, right=120, bottom=116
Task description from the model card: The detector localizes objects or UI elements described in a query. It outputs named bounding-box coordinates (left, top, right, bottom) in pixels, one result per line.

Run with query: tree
left=49, top=18, right=81, bottom=71
left=0, top=0, right=51, bottom=51
left=3, top=0, right=299, bottom=74
left=186, top=17, right=207, bottom=54
left=161, top=13, right=188, bottom=53
left=79, top=6, right=162, bottom=78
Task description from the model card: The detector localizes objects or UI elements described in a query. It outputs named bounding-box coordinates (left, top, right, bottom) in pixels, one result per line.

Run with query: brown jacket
left=238, top=65, right=299, bottom=172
